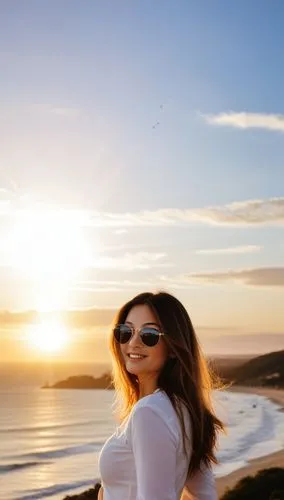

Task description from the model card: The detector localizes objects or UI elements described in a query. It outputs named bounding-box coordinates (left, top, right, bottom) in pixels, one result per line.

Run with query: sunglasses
left=113, top=323, right=165, bottom=347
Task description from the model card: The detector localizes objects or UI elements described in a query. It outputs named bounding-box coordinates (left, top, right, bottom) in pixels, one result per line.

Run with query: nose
left=128, top=327, right=143, bottom=347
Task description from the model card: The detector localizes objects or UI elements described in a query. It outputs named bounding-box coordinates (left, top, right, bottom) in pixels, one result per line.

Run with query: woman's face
left=119, top=304, right=168, bottom=379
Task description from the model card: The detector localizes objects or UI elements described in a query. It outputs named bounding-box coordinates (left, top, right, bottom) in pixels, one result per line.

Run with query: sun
left=27, top=322, right=68, bottom=353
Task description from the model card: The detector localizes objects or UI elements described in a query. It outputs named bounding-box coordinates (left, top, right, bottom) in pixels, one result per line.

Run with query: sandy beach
left=216, top=386, right=284, bottom=497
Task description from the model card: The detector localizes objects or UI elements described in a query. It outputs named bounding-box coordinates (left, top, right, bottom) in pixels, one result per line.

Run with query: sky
left=0, top=0, right=283, bottom=362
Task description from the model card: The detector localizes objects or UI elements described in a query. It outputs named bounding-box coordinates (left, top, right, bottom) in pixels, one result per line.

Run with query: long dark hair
left=109, top=291, right=225, bottom=477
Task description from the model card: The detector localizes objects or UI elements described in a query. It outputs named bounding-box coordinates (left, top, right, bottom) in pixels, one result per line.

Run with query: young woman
left=98, top=291, right=224, bottom=499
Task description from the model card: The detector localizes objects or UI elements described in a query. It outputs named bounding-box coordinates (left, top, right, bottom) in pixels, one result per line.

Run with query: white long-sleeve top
left=98, top=389, right=217, bottom=500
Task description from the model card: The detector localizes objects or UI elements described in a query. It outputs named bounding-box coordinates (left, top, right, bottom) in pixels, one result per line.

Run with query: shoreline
left=216, top=385, right=284, bottom=497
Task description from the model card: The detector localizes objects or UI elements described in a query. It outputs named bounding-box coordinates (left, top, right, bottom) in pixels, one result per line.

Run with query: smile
left=127, top=353, right=147, bottom=359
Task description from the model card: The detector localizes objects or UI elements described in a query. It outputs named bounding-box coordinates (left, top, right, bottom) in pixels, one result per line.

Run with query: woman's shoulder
left=127, top=390, right=177, bottom=443
left=131, top=390, right=185, bottom=434
left=128, top=390, right=192, bottom=451
left=133, top=389, right=173, bottom=413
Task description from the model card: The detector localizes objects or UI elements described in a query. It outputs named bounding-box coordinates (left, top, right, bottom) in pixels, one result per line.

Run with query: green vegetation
left=62, top=468, right=284, bottom=499
left=63, top=483, right=101, bottom=499
left=220, top=467, right=284, bottom=499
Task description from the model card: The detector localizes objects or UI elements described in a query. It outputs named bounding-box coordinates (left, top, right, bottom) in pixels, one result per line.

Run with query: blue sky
left=0, top=1, right=283, bottom=360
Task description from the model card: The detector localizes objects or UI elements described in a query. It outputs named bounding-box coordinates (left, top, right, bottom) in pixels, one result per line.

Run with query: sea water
left=1, top=386, right=284, bottom=499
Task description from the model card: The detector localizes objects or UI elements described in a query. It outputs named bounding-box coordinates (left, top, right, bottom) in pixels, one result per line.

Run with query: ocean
left=1, top=382, right=284, bottom=499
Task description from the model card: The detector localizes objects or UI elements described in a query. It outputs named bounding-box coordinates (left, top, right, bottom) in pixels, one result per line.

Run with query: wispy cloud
left=113, top=229, right=129, bottom=235
left=0, top=307, right=116, bottom=328
left=159, top=275, right=199, bottom=290
left=72, top=278, right=159, bottom=293
left=24, top=104, right=83, bottom=118
left=195, top=245, right=262, bottom=255
left=48, top=106, right=82, bottom=117
left=72, top=276, right=198, bottom=294
left=203, top=111, right=284, bottom=132
left=89, top=252, right=171, bottom=271
left=1, top=196, right=284, bottom=228
left=185, top=267, right=284, bottom=287
left=90, top=197, right=284, bottom=227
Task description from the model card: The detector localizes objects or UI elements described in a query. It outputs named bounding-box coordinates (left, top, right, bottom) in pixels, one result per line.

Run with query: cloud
left=71, top=197, right=284, bottom=227
left=72, top=267, right=284, bottom=293
left=185, top=267, right=284, bottom=287
left=72, top=278, right=158, bottom=293
left=96, top=197, right=284, bottom=227
left=0, top=307, right=116, bottom=329
left=158, top=275, right=201, bottom=290
left=195, top=245, right=261, bottom=255
left=48, top=106, right=82, bottom=117
left=113, top=229, right=128, bottom=235
left=90, top=252, right=171, bottom=271
left=1, top=196, right=284, bottom=228
left=72, top=277, right=195, bottom=294
left=203, top=112, right=284, bottom=132
left=203, top=333, right=284, bottom=355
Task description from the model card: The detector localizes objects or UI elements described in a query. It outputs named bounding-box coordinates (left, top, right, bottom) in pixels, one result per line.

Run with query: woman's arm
left=181, top=463, right=217, bottom=500
left=132, top=405, right=178, bottom=500
left=97, top=485, right=104, bottom=500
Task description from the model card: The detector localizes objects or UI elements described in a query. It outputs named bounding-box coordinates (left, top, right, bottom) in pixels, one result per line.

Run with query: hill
left=42, top=351, right=284, bottom=390
left=214, top=350, right=284, bottom=388
left=42, top=373, right=114, bottom=390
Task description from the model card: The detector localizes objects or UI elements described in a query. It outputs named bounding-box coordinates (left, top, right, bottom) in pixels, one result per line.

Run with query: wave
left=0, top=461, right=51, bottom=474
left=218, top=399, right=276, bottom=463
left=13, top=478, right=98, bottom=500
left=0, top=419, right=97, bottom=434
left=13, top=441, right=103, bottom=461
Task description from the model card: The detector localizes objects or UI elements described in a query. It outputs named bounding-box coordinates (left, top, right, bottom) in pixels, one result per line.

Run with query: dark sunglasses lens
left=141, top=327, right=160, bottom=346
left=114, top=325, right=132, bottom=344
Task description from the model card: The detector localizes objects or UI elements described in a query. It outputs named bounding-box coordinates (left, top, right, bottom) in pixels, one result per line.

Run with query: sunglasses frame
left=113, top=323, right=166, bottom=347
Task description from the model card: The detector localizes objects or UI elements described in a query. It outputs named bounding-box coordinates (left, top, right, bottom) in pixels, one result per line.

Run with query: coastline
left=216, top=385, right=284, bottom=497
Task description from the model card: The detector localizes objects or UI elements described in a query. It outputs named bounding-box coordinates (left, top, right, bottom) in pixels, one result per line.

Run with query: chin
left=125, top=364, right=142, bottom=376
left=124, top=360, right=148, bottom=376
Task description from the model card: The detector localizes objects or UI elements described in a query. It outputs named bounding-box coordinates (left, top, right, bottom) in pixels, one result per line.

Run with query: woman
left=98, top=291, right=224, bottom=499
